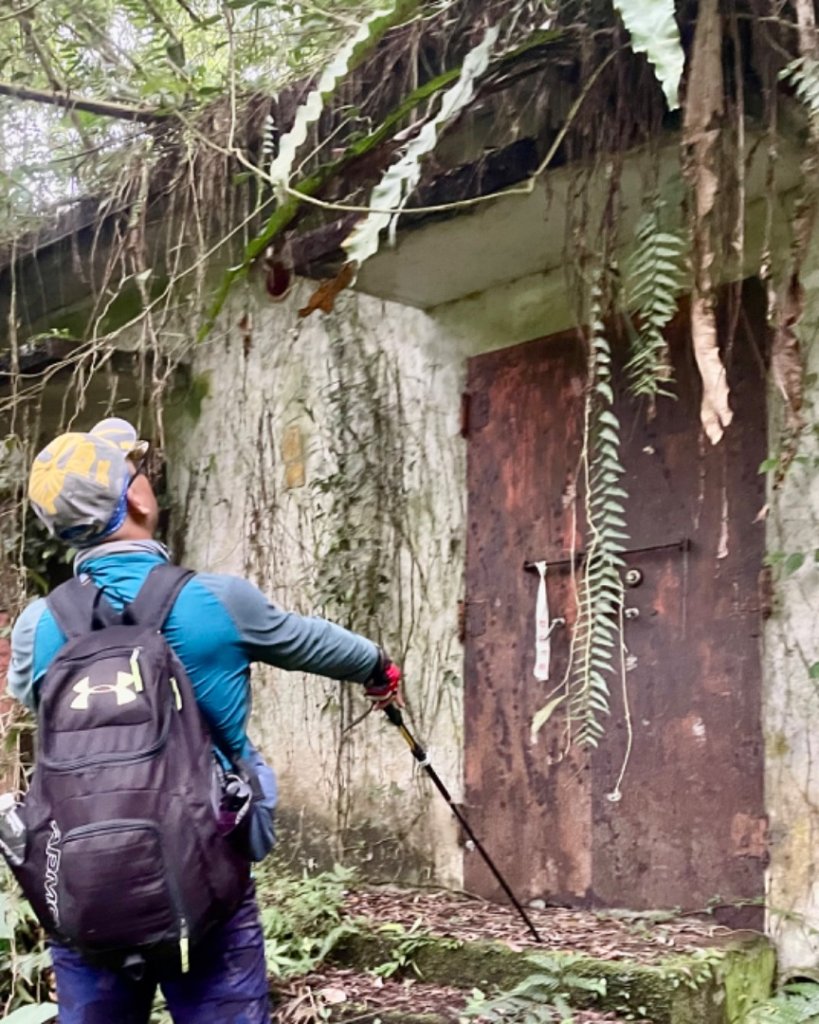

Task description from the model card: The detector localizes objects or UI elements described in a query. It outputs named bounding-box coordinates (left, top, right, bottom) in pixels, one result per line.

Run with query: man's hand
left=364, top=650, right=404, bottom=709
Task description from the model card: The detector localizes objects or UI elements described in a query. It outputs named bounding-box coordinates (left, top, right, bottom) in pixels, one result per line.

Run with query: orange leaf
left=299, top=262, right=356, bottom=318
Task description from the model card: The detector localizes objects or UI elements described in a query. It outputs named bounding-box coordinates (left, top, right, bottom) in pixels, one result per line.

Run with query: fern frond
left=567, top=281, right=628, bottom=749
left=624, top=208, right=686, bottom=398
left=342, top=23, right=500, bottom=268
left=269, top=0, right=419, bottom=200
left=780, top=57, right=819, bottom=128
left=613, top=0, right=684, bottom=109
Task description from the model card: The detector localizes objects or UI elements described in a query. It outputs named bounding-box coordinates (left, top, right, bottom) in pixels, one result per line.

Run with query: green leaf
left=1, top=1006, right=59, bottom=1024
left=784, top=552, right=806, bottom=576
left=614, top=0, right=684, bottom=108
left=343, top=22, right=500, bottom=267
left=759, top=457, right=779, bottom=473
left=810, top=663, right=819, bottom=681
left=531, top=694, right=567, bottom=740
left=270, top=0, right=420, bottom=200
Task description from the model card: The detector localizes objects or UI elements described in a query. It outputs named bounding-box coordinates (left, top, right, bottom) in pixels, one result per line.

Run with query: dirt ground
left=274, top=966, right=639, bottom=1021
left=341, top=884, right=740, bottom=960
left=273, top=884, right=737, bottom=1021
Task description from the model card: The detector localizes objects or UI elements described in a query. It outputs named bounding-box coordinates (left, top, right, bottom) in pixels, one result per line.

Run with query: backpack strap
left=122, top=563, right=195, bottom=630
left=47, top=577, right=121, bottom=638
left=123, top=564, right=241, bottom=762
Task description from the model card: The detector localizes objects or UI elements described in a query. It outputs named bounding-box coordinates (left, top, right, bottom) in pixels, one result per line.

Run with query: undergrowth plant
left=745, top=980, right=819, bottom=1024
left=461, top=953, right=606, bottom=1024
left=254, top=860, right=360, bottom=980
left=372, top=919, right=462, bottom=979
left=0, top=1005, right=57, bottom=1023
left=0, top=870, right=52, bottom=1021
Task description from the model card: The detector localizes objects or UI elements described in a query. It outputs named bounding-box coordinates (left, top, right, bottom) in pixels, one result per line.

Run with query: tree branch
left=0, top=81, right=168, bottom=123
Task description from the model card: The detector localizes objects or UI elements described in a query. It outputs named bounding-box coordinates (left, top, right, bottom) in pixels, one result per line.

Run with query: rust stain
left=730, top=813, right=769, bottom=860
left=281, top=424, right=306, bottom=489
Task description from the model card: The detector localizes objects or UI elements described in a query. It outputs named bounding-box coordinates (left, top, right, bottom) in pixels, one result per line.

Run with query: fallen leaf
left=690, top=296, right=732, bottom=444
left=298, top=262, right=357, bottom=317
left=318, top=986, right=348, bottom=1004
left=683, top=0, right=732, bottom=444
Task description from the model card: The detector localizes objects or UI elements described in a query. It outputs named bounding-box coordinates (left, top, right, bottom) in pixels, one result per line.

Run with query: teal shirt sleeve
left=7, top=598, right=68, bottom=709
left=197, top=575, right=379, bottom=682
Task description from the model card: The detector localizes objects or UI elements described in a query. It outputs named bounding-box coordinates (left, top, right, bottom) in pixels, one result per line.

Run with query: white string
left=533, top=561, right=551, bottom=681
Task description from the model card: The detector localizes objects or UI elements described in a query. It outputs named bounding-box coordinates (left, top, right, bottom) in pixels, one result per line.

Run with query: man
left=7, top=417, right=402, bottom=1024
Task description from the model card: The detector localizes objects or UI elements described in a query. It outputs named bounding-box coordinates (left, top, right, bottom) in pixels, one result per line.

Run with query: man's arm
left=198, top=574, right=381, bottom=681
left=7, top=599, right=48, bottom=710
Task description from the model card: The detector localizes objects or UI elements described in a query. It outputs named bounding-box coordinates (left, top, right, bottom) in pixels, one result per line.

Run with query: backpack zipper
left=63, top=818, right=160, bottom=840
left=179, top=917, right=190, bottom=973
left=62, top=819, right=190, bottom=968
left=41, top=707, right=172, bottom=773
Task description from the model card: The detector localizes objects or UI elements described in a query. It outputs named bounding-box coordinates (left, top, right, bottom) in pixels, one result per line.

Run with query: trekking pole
left=383, top=703, right=543, bottom=943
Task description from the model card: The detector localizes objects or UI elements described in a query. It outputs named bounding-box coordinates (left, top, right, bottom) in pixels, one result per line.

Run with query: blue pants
left=50, top=885, right=271, bottom=1024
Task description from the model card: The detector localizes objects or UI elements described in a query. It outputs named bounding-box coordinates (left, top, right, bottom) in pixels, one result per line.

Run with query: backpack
left=8, top=564, right=250, bottom=971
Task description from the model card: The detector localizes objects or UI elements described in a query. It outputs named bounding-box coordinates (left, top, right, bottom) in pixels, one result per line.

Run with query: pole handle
left=384, top=703, right=403, bottom=728
left=383, top=703, right=428, bottom=764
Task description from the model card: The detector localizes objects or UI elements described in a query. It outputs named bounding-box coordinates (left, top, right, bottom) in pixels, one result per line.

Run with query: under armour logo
left=70, top=670, right=140, bottom=710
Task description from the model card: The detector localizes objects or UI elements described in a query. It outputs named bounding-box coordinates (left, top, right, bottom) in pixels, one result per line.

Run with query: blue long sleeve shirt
left=7, top=546, right=380, bottom=758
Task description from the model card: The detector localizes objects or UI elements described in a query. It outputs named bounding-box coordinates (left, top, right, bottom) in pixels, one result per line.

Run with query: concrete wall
left=169, top=285, right=462, bottom=884
left=764, top=235, right=819, bottom=974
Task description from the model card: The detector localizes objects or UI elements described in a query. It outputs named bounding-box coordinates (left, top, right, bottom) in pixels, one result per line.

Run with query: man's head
left=28, top=418, right=159, bottom=547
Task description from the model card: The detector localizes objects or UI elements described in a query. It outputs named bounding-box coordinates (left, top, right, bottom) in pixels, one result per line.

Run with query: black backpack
left=8, top=564, right=250, bottom=971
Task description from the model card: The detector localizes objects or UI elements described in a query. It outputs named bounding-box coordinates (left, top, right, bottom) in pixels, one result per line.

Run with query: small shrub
left=745, top=980, right=819, bottom=1024
left=461, top=953, right=606, bottom=1024
left=255, top=861, right=360, bottom=979
left=0, top=867, right=53, bottom=1019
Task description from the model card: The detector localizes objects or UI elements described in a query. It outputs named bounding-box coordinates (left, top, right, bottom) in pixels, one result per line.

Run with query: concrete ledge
left=330, top=928, right=775, bottom=1024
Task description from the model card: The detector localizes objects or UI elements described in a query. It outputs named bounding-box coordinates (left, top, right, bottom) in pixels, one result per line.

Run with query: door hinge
left=458, top=599, right=487, bottom=642
left=758, top=565, right=775, bottom=620
left=460, top=392, right=471, bottom=438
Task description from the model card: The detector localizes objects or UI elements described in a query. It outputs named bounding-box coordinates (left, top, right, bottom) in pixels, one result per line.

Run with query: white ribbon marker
left=533, top=561, right=551, bottom=681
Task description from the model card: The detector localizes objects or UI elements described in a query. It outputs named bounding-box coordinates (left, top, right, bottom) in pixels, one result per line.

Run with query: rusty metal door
left=463, top=282, right=768, bottom=928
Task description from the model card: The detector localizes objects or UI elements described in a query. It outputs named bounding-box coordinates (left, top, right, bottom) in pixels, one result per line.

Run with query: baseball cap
left=28, top=418, right=149, bottom=546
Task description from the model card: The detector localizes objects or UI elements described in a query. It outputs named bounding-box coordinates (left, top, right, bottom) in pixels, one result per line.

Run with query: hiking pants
left=49, top=884, right=270, bottom=1024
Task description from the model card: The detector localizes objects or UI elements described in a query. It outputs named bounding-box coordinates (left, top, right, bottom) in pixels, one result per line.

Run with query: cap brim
left=90, top=418, right=149, bottom=458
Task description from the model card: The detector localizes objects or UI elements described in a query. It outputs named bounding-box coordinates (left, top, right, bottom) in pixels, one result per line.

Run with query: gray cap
left=28, top=418, right=149, bottom=546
